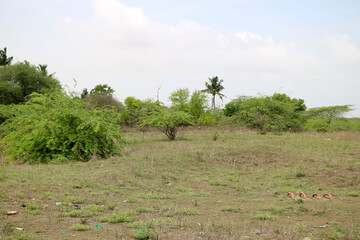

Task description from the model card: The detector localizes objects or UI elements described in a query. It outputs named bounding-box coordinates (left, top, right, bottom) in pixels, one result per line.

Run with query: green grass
left=1, top=127, right=359, bottom=239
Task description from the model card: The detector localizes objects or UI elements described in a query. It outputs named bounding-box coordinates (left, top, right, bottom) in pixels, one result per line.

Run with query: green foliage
left=123, top=97, right=164, bottom=125
left=0, top=47, right=13, bottom=66
left=225, top=93, right=306, bottom=133
left=189, top=90, right=208, bottom=120
left=89, top=84, right=115, bottom=95
left=0, top=91, right=124, bottom=163
left=305, top=105, right=353, bottom=119
left=82, top=84, right=124, bottom=112
left=140, top=109, right=195, bottom=140
left=304, top=105, right=355, bottom=132
left=0, top=62, right=61, bottom=105
left=203, top=76, right=225, bottom=124
left=169, top=88, right=190, bottom=112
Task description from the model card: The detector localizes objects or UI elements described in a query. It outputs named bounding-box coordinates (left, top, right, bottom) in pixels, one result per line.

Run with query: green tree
left=169, top=88, right=190, bottom=112
left=90, top=84, right=115, bottom=95
left=83, top=84, right=123, bottom=112
left=140, top=109, right=195, bottom=140
left=189, top=90, right=208, bottom=120
left=0, top=91, right=125, bottom=163
left=0, top=47, right=13, bottom=66
left=203, top=76, right=225, bottom=124
left=0, top=62, right=61, bottom=104
left=122, top=97, right=164, bottom=125
left=305, top=105, right=352, bottom=123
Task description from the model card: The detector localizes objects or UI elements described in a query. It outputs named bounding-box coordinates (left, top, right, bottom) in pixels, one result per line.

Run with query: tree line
left=0, top=48, right=359, bottom=163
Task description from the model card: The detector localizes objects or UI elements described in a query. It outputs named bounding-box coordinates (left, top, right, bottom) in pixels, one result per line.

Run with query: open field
left=1, top=127, right=359, bottom=240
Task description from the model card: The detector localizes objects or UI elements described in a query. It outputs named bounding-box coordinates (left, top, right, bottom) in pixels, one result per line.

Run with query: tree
left=189, top=90, right=208, bottom=120
left=140, top=109, right=195, bottom=140
left=0, top=47, right=13, bottom=66
left=305, top=105, right=353, bottom=121
left=90, top=84, right=114, bottom=95
left=0, top=62, right=61, bottom=104
left=169, top=88, right=190, bottom=112
left=122, top=97, right=164, bottom=125
left=83, top=84, right=123, bottom=112
left=203, top=76, right=225, bottom=124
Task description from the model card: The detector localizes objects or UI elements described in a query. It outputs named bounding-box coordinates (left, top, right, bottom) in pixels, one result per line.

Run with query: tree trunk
left=212, top=94, right=216, bottom=125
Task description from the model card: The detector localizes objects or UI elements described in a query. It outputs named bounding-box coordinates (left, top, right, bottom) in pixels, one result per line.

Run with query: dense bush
left=224, top=93, right=306, bottom=133
left=0, top=91, right=124, bottom=163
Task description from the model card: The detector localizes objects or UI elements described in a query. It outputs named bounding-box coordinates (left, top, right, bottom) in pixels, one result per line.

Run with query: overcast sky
left=1, top=0, right=360, bottom=117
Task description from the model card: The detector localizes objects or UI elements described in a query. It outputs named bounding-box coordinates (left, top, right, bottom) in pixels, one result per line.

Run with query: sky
left=1, top=0, right=360, bottom=117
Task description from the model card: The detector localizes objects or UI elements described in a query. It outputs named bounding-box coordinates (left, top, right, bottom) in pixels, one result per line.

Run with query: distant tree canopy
left=0, top=62, right=61, bottom=104
left=122, top=97, right=164, bottom=125
left=0, top=47, right=13, bottom=66
left=82, top=84, right=123, bottom=112
left=224, top=93, right=306, bottom=133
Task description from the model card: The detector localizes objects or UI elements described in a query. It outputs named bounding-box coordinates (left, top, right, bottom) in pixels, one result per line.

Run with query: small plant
left=220, top=206, right=241, bottom=212
left=133, top=228, right=155, bottom=240
left=251, top=213, right=278, bottom=220
left=296, top=172, right=306, bottom=178
left=107, top=204, right=116, bottom=210
left=71, top=223, right=90, bottom=231
left=99, top=211, right=135, bottom=223
left=346, top=191, right=359, bottom=197
left=209, top=180, right=227, bottom=186
left=213, top=131, right=219, bottom=141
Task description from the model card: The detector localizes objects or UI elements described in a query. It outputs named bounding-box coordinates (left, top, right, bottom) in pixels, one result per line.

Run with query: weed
left=99, top=211, right=135, bottom=223
left=220, top=206, right=241, bottom=212
left=132, top=228, right=155, bottom=240
left=251, top=213, right=278, bottom=220
left=209, top=179, right=227, bottom=186
left=346, top=190, right=359, bottom=197
left=68, top=204, right=104, bottom=217
left=136, top=206, right=153, bottom=213
left=71, top=223, right=91, bottom=231
left=107, top=203, right=116, bottom=210
left=137, top=193, right=172, bottom=199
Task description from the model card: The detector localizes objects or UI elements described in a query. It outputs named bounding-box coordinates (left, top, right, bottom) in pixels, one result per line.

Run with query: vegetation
left=203, top=76, right=225, bottom=124
left=0, top=62, right=61, bottom=104
left=224, top=93, right=306, bottom=133
left=0, top=91, right=124, bottom=163
left=140, top=109, right=195, bottom=140
left=1, top=128, right=359, bottom=239
left=0, top=47, right=13, bottom=66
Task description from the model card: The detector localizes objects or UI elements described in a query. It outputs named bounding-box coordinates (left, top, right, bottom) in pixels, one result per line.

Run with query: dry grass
left=0, top=127, right=359, bottom=239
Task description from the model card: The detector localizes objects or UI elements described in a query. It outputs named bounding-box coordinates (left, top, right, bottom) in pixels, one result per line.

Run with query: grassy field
left=1, top=127, right=359, bottom=239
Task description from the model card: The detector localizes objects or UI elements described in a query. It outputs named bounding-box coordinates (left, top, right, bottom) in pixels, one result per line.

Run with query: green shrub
left=0, top=91, right=125, bottom=163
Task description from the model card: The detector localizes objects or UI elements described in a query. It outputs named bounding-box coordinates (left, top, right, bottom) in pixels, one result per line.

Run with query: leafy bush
left=140, top=109, right=195, bottom=140
left=225, top=93, right=306, bottom=133
left=0, top=91, right=124, bottom=163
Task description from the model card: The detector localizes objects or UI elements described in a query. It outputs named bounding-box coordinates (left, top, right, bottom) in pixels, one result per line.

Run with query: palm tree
left=38, top=64, right=56, bottom=77
left=0, top=47, right=13, bottom=66
left=203, top=76, right=225, bottom=125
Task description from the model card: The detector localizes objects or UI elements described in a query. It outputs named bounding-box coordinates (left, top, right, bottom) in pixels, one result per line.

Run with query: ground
left=1, top=126, right=359, bottom=239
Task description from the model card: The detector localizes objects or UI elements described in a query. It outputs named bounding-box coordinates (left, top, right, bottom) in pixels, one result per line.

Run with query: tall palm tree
left=203, top=76, right=225, bottom=125
left=0, top=47, right=13, bottom=66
